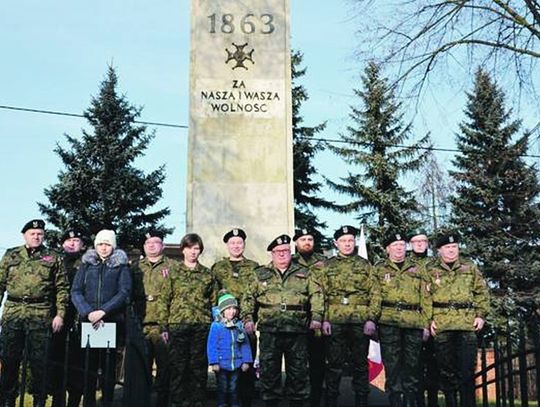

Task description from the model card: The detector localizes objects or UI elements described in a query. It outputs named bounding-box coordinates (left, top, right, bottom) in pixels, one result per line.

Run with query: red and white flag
left=357, top=225, right=384, bottom=383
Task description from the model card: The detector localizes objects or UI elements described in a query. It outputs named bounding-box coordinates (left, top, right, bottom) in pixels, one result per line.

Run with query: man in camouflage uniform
left=132, top=230, right=180, bottom=407
left=246, top=234, right=322, bottom=407
left=49, top=228, right=87, bottom=407
left=428, top=231, right=490, bottom=407
left=157, top=233, right=217, bottom=407
left=211, top=228, right=259, bottom=407
left=0, top=219, right=68, bottom=407
left=408, top=228, right=439, bottom=407
left=311, top=225, right=381, bottom=407
left=291, top=229, right=326, bottom=407
left=374, top=231, right=432, bottom=407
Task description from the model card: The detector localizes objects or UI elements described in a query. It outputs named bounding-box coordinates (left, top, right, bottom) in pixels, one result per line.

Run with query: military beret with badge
left=333, top=225, right=358, bottom=240
left=267, top=234, right=291, bottom=251
left=144, top=229, right=165, bottom=242
left=407, top=227, right=428, bottom=240
left=21, top=219, right=45, bottom=233
left=434, top=230, right=461, bottom=248
left=382, top=230, right=407, bottom=248
left=293, top=228, right=314, bottom=241
left=223, top=228, right=247, bottom=243
left=61, top=228, right=86, bottom=243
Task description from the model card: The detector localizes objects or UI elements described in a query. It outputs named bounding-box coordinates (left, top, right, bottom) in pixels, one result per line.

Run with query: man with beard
left=292, top=229, right=326, bottom=407
left=50, top=228, right=87, bottom=407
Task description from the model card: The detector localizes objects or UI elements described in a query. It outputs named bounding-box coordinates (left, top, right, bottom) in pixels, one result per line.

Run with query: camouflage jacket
left=291, top=252, right=326, bottom=269
left=427, top=257, right=490, bottom=332
left=132, top=255, right=181, bottom=325
left=211, top=257, right=259, bottom=319
left=0, top=245, right=68, bottom=321
left=311, top=254, right=381, bottom=325
left=61, top=250, right=84, bottom=328
left=250, top=262, right=322, bottom=333
left=157, top=262, right=217, bottom=329
left=373, top=257, right=431, bottom=329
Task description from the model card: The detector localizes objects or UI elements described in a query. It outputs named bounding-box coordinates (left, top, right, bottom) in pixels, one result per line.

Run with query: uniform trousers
left=433, top=331, right=477, bottom=407
left=379, top=325, right=423, bottom=397
left=0, top=318, right=50, bottom=402
left=324, top=324, right=369, bottom=399
left=168, top=323, right=208, bottom=407
left=259, top=331, right=309, bottom=402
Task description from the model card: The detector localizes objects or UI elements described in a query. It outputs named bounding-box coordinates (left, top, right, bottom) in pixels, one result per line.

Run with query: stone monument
left=187, top=0, right=294, bottom=263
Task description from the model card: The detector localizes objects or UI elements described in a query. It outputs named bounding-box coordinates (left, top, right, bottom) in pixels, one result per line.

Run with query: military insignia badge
left=384, top=273, right=391, bottom=282
left=33, top=221, right=39, bottom=228
left=435, top=272, right=441, bottom=285
left=161, top=268, right=169, bottom=278
left=233, top=272, right=239, bottom=278
left=396, top=234, right=401, bottom=240
left=262, top=281, right=267, bottom=287
left=449, top=236, right=454, bottom=243
left=341, top=297, right=349, bottom=305
left=233, top=229, right=239, bottom=236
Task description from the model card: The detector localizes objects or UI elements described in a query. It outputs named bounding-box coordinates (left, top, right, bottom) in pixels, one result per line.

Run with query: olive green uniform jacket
left=157, top=262, right=216, bottom=330
left=0, top=245, right=68, bottom=323
left=211, top=257, right=259, bottom=318
left=132, top=255, right=181, bottom=326
left=250, top=262, right=322, bottom=333
left=311, top=254, right=381, bottom=324
left=374, top=257, right=432, bottom=329
left=427, top=257, right=490, bottom=332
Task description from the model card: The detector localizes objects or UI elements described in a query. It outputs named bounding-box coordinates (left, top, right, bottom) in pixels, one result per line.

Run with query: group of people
left=0, top=219, right=490, bottom=407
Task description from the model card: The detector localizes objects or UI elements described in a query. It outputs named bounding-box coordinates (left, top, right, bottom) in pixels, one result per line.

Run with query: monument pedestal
left=187, top=0, right=294, bottom=263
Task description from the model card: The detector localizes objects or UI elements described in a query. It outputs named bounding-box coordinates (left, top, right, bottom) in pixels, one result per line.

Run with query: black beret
left=382, top=231, right=407, bottom=247
left=333, top=225, right=358, bottom=240
left=407, top=228, right=428, bottom=240
left=434, top=231, right=460, bottom=248
left=61, top=229, right=85, bottom=243
left=21, top=219, right=45, bottom=233
left=267, top=234, right=291, bottom=251
left=293, top=228, right=314, bottom=241
left=144, top=230, right=165, bottom=241
left=223, top=228, right=247, bottom=243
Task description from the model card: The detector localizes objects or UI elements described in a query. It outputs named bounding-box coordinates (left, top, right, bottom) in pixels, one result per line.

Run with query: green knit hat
left=218, top=293, right=238, bottom=313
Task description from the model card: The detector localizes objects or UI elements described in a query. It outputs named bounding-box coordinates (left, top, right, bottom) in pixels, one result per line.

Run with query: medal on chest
left=384, top=272, right=391, bottom=283
left=232, top=271, right=239, bottom=278
left=435, top=272, right=441, bottom=286
left=161, top=268, right=169, bottom=278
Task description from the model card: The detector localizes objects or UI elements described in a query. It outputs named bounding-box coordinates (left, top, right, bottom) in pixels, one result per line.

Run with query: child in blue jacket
left=207, top=293, right=253, bottom=407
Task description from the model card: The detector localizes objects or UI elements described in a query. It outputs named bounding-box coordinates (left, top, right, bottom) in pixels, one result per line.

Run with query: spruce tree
left=291, top=50, right=331, bottom=248
left=327, top=61, right=430, bottom=256
left=39, top=66, right=171, bottom=249
left=450, top=68, right=540, bottom=296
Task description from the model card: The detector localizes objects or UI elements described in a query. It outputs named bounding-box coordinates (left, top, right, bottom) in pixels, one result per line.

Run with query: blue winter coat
left=207, top=320, right=253, bottom=371
left=71, top=249, right=132, bottom=323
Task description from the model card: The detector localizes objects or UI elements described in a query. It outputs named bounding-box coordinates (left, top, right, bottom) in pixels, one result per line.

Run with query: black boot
left=33, top=396, right=47, bottom=407
left=405, top=394, right=417, bottom=407
left=426, top=389, right=439, bottom=407
left=443, top=391, right=456, bottom=407
left=325, top=396, right=337, bottom=407
left=155, top=392, right=169, bottom=407
left=354, top=394, right=368, bottom=407
left=389, top=392, right=403, bottom=407
left=67, top=392, right=82, bottom=407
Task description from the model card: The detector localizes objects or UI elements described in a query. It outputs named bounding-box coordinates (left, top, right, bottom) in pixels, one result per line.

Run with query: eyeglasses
left=272, top=249, right=291, bottom=255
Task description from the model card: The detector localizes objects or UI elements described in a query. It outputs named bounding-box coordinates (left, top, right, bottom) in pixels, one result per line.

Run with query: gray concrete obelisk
left=187, top=0, right=294, bottom=264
